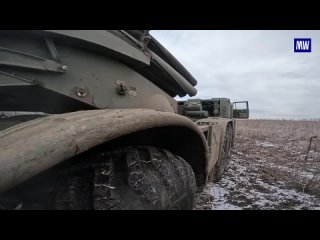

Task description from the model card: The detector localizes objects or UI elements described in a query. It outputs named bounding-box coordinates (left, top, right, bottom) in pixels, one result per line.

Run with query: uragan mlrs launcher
left=0, top=30, right=248, bottom=209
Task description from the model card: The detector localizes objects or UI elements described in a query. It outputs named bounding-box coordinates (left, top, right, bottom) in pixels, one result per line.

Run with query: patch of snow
left=255, top=140, right=275, bottom=147
left=214, top=203, right=242, bottom=210
left=197, top=153, right=320, bottom=210
left=195, top=137, right=320, bottom=210
left=205, top=184, right=242, bottom=210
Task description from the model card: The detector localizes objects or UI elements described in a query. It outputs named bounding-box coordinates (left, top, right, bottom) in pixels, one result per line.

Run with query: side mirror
left=233, top=101, right=249, bottom=119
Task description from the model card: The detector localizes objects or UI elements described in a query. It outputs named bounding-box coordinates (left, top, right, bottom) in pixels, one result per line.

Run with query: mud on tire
left=0, top=146, right=196, bottom=210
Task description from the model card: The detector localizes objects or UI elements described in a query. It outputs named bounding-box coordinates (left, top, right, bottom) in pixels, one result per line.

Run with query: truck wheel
left=3, top=146, right=196, bottom=210
left=212, top=124, right=233, bottom=181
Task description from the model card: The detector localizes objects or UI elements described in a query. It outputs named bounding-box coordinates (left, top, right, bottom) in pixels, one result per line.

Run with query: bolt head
left=61, top=65, right=68, bottom=71
left=76, top=87, right=88, bottom=97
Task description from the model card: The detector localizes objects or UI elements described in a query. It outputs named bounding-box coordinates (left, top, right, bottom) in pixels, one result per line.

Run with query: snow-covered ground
left=194, top=136, right=320, bottom=210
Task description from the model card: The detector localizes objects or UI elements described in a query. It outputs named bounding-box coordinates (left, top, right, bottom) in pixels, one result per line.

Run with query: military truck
left=0, top=30, right=248, bottom=210
left=178, top=97, right=249, bottom=148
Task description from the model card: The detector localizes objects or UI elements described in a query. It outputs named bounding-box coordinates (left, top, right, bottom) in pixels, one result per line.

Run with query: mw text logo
left=294, top=38, right=311, bottom=52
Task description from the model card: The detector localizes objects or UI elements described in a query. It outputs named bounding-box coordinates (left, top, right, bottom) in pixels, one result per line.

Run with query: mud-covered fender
left=196, top=117, right=233, bottom=177
left=0, top=109, right=208, bottom=193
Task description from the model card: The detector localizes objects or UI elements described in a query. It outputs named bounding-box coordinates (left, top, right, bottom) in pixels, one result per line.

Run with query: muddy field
left=195, top=119, right=320, bottom=210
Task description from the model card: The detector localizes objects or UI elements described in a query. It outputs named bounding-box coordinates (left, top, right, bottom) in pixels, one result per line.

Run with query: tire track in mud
left=194, top=137, right=320, bottom=210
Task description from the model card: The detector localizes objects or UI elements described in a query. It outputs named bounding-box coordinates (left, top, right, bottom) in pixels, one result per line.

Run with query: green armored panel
left=184, top=99, right=202, bottom=111
left=185, top=110, right=209, bottom=119
left=0, top=30, right=198, bottom=115
left=218, top=98, right=231, bottom=118
left=201, top=98, right=231, bottom=118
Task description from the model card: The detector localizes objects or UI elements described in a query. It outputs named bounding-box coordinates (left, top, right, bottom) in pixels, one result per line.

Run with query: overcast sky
left=151, top=30, right=320, bottom=120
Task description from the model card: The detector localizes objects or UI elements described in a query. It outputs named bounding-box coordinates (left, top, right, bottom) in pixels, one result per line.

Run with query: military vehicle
left=0, top=30, right=249, bottom=210
left=178, top=98, right=249, bottom=149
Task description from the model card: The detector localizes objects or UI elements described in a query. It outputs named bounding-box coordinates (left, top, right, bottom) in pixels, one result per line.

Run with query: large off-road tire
left=212, top=124, right=233, bottom=181
left=0, top=146, right=196, bottom=210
